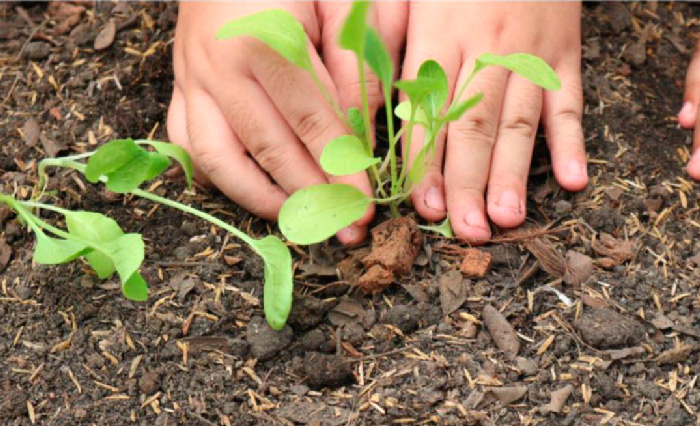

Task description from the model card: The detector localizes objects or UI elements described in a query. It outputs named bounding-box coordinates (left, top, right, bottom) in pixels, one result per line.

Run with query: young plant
left=217, top=3, right=562, bottom=245
left=1, top=139, right=293, bottom=330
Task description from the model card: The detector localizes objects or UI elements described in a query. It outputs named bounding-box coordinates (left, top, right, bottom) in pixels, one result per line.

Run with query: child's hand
left=402, top=2, right=587, bottom=243
left=679, top=39, right=700, bottom=178
left=167, top=2, right=406, bottom=245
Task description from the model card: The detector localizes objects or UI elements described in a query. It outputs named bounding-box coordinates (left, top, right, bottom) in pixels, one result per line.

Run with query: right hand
left=167, top=2, right=407, bottom=245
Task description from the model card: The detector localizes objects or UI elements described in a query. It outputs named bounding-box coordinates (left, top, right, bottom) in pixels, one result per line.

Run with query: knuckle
left=341, top=78, right=382, bottom=108
left=253, top=143, right=291, bottom=175
left=294, top=109, right=333, bottom=144
left=194, top=149, right=224, bottom=178
left=501, top=115, right=537, bottom=138
left=451, top=114, right=497, bottom=148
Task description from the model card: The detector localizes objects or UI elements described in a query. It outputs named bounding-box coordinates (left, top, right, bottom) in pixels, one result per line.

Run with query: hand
left=167, top=2, right=406, bottom=245
left=401, top=2, right=588, bottom=243
left=679, top=39, right=700, bottom=178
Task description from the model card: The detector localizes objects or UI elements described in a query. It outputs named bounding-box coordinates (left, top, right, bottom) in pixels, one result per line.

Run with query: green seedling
left=218, top=3, right=562, bottom=244
left=1, top=139, right=293, bottom=330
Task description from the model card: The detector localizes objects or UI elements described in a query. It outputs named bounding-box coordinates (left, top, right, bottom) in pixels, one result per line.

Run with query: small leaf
left=123, top=272, right=148, bottom=301
left=419, top=218, right=454, bottom=238
left=321, top=135, right=379, bottom=176
left=104, top=233, right=145, bottom=286
left=347, top=107, right=365, bottom=139
left=417, top=60, right=448, bottom=119
left=364, top=28, right=393, bottom=91
left=394, top=76, right=443, bottom=106
left=476, top=53, right=561, bottom=90
left=394, top=101, right=429, bottom=126
left=105, top=151, right=169, bottom=193
left=85, top=139, right=142, bottom=183
left=138, top=140, right=194, bottom=188
left=279, top=184, right=372, bottom=245
left=252, top=236, right=293, bottom=330
left=216, top=10, right=312, bottom=71
left=34, top=233, right=90, bottom=264
left=338, top=1, right=370, bottom=54
left=65, top=211, right=124, bottom=279
left=444, top=93, right=484, bottom=122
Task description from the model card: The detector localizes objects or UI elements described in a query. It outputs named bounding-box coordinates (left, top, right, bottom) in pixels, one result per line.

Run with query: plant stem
left=309, top=71, right=347, bottom=127
left=383, top=88, right=398, bottom=197
left=395, top=105, right=418, bottom=197
left=357, top=61, right=373, bottom=156
left=450, top=67, right=480, bottom=110
left=378, top=126, right=406, bottom=176
left=131, top=189, right=257, bottom=248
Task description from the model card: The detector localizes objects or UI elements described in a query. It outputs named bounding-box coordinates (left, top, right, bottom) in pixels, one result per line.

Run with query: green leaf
left=86, top=139, right=170, bottom=193
left=444, top=93, right=484, bottom=122
left=394, top=76, right=443, bottom=106
left=104, top=233, right=145, bottom=286
left=394, top=101, right=429, bottom=126
left=279, top=184, right=372, bottom=245
left=364, top=28, right=393, bottom=91
left=138, top=140, right=194, bottom=189
left=65, top=211, right=124, bottom=279
left=216, top=10, right=312, bottom=71
left=85, top=139, right=142, bottom=183
left=321, top=135, right=379, bottom=176
left=418, top=218, right=454, bottom=238
left=123, top=272, right=148, bottom=301
left=347, top=107, right=366, bottom=139
left=34, top=233, right=90, bottom=265
left=475, top=52, right=561, bottom=90
left=252, top=236, right=293, bottom=330
left=338, top=1, right=370, bottom=54
left=417, top=60, right=448, bottom=119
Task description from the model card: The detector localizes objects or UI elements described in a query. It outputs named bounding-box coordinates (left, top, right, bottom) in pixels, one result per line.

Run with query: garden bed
left=2, top=2, right=700, bottom=425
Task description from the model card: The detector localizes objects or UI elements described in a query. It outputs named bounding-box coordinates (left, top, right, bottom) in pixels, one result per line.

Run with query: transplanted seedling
left=1, top=139, right=293, bottom=330
left=217, top=2, right=562, bottom=245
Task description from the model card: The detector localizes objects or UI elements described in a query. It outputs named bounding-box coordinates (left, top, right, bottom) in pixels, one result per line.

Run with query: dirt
left=2, top=2, right=700, bottom=425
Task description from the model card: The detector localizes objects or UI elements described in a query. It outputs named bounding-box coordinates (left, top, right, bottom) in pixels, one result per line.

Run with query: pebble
left=246, top=316, right=292, bottom=361
left=23, top=41, right=51, bottom=60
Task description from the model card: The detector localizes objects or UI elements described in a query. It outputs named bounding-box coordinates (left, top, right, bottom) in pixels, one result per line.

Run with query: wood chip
left=541, top=384, right=574, bottom=414
left=460, top=248, right=492, bottom=278
left=483, top=385, right=528, bottom=406
left=592, top=233, right=636, bottom=265
left=656, top=344, right=696, bottom=365
left=94, top=19, right=116, bottom=50
left=482, top=304, right=519, bottom=358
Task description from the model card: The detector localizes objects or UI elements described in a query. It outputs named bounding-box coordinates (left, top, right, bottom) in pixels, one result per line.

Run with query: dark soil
left=2, top=2, right=700, bottom=425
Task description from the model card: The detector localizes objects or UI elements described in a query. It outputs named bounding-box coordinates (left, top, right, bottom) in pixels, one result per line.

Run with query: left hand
left=401, top=2, right=588, bottom=243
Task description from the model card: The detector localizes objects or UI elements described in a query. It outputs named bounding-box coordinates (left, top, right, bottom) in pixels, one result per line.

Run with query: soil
left=2, top=2, right=700, bottom=425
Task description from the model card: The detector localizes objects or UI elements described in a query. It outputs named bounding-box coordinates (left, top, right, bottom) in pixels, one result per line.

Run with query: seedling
left=217, top=3, right=562, bottom=245
left=0, top=139, right=293, bottom=330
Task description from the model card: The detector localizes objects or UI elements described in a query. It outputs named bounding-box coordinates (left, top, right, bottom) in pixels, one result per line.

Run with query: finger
left=680, top=40, right=700, bottom=129
left=444, top=58, right=509, bottom=243
left=250, top=43, right=374, bottom=244
left=167, top=85, right=212, bottom=187
left=487, top=74, right=542, bottom=228
left=204, top=77, right=327, bottom=195
left=185, top=87, right=287, bottom=221
left=401, top=30, right=461, bottom=222
left=688, top=118, right=700, bottom=179
left=542, top=60, right=588, bottom=192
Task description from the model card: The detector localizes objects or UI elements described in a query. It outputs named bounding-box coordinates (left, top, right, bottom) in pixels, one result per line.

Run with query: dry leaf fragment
left=328, top=298, right=366, bottom=327
left=592, top=233, right=635, bottom=265
left=525, top=238, right=565, bottom=277
left=94, top=19, right=117, bottom=50
left=483, top=304, right=520, bottom=358
left=650, top=315, right=673, bottom=330
left=483, top=385, right=528, bottom=406
left=439, top=270, right=468, bottom=315
left=605, top=346, right=645, bottom=360
left=656, top=345, right=695, bottom=365
left=541, top=384, right=574, bottom=414
left=460, top=248, right=492, bottom=278
left=22, top=118, right=39, bottom=147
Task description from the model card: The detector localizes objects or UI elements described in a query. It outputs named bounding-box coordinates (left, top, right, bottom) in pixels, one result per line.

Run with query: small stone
left=246, top=316, right=293, bottom=361
left=516, top=357, right=538, bottom=376
left=24, top=42, right=51, bottom=60
left=554, top=200, right=573, bottom=216
left=290, top=384, right=309, bottom=396
left=460, top=248, right=492, bottom=278
left=22, top=118, right=40, bottom=147
left=139, top=371, right=161, bottom=394
left=576, top=308, right=645, bottom=349
left=383, top=305, right=418, bottom=334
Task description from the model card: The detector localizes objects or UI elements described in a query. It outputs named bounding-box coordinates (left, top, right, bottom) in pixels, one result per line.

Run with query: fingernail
left=567, top=160, right=587, bottom=179
left=679, top=101, right=695, bottom=122
left=337, top=226, right=357, bottom=242
left=496, top=189, right=521, bottom=214
left=464, top=210, right=489, bottom=230
left=424, top=186, right=445, bottom=212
